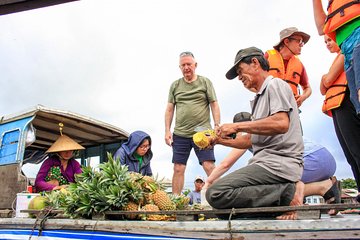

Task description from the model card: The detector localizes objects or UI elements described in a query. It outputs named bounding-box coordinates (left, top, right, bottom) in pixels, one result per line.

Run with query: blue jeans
left=342, top=27, right=360, bottom=115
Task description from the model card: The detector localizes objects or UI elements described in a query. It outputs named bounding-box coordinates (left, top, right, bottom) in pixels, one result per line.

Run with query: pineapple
left=140, top=175, right=159, bottom=192
left=142, top=175, right=155, bottom=185
left=144, top=192, right=153, bottom=204
left=123, top=201, right=139, bottom=220
left=141, top=204, right=165, bottom=221
left=193, top=129, right=216, bottom=149
left=152, top=190, right=176, bottom=211
left=129, top=172, right=143, bottom=190
left=58, top=153, right=144, bottom=218
left=170, top=194, right=190, bottom=210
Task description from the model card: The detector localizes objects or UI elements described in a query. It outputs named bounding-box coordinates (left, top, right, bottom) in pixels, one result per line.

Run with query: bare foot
left=277, top=182, right=304, bottom=220
left=340, top=208, right=360, bottom=214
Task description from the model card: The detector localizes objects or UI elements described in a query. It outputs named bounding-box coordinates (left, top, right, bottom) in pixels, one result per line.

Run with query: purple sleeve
left=74, top=161, right=82, bottom=174
left=34, top=158, right=57, bottom=192
left=62, top=159, right=82, bottom=183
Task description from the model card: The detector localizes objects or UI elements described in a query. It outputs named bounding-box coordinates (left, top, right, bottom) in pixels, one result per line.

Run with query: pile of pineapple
left=45, top=153, right=190, bottom=221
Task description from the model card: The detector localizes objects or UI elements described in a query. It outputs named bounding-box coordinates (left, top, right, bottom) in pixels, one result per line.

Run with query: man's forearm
left=236, top=113, right=289, bottom=135
left=210, top=101, right=221, bottom=126
left=217, top=134, right=251, bottom=149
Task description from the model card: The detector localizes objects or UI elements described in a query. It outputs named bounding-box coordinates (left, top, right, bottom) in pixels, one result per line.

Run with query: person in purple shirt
left=35, top=134, right=84, bottom=192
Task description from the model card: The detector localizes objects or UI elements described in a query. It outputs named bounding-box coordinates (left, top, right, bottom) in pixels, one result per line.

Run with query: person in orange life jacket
left=113, top=131, right=153, bottom=176
left=321, top=35, right=347, bottom=116
left=312, top=0, right=360, bottom=118
left=321, top=34, right=360, bottom=203
left=265, top=27, right=312, bottom=108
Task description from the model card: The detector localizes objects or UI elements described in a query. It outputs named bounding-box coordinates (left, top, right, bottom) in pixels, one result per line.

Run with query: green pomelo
left=28, top=196, right=48, bottom=218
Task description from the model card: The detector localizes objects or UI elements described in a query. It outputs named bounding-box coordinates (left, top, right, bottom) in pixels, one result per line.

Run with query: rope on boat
left=227, top=208, right=235, bottom=240
left=92, top=218, right=99, bottom=232
left=28, top=206, right=54, bottom=240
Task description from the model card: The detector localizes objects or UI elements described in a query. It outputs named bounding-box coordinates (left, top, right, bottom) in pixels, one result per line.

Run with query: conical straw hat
left=46, top=134, right=85, bottom=153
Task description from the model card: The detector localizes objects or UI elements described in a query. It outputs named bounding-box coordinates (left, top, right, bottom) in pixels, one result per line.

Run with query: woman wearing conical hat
left=35, top=132, right=84, bottom=192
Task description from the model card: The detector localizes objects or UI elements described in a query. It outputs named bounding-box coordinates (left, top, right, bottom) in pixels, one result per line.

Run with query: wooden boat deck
left=1, top=203, right=359, bottom=239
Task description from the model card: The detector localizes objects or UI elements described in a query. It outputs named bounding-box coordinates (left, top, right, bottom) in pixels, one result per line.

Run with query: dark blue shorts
left=172, top=134, right=215, bottom=165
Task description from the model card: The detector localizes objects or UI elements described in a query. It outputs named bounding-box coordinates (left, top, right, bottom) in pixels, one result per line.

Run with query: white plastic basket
left=15, top=193, right=40, bottom=218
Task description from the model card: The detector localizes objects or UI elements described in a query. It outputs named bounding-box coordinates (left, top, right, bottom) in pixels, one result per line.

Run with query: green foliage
left=170, top=194, right=190, bottom=210
left=341, top=178, right=357, bottom=189
left=182, top=189, right=191, bottom=196
left=45, top=152, right=189, bottom=219
left=47, top=152, right=144, bottom=218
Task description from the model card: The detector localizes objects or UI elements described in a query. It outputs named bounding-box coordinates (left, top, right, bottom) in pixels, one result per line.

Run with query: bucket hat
left=273, top=27, right=310, bottom=50
left=46, top=134, right=85, bottom=153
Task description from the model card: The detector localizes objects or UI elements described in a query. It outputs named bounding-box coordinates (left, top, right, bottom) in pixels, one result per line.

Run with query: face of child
left=194, top=180, right=204, bottom=191
left=136, top=139, right=150, bottom=156
left=324, top=35, right=340, bottom=53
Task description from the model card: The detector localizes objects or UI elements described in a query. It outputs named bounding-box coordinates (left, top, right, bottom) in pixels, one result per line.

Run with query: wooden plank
left=0, top=164, right=27, bottom=209
left=0, top=209, right=12, bottom=218
left=22, top=203, right=360, bottom=215
left=2, top=216, right=360, bottom=240
left=104, top=203, right=360, bottom=216
left=297, top=210, right=321, bottom=220
left=21, top=203, right=360, bottom=221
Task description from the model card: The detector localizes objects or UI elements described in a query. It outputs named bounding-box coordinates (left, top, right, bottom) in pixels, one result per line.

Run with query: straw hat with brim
left=46, top=135, right=85, bottom=153
left=273, top=27, right=310, bottom=50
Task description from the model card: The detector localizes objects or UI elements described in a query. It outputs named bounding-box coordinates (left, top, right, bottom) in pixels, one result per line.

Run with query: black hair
left=241, top=55, right=270, bottom=71
left=142, top=136, right=151, bottom=146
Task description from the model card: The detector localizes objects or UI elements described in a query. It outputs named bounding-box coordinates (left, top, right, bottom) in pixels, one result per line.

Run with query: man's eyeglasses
left=139, top=144, right=151, bottom=150
left=179, top=51, right=194, bottom=58
left=288, top=37, right=304, bottom=45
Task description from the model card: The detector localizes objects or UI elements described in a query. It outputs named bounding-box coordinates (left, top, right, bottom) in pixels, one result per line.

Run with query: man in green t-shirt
left=164, top=51, right=221, bottom=195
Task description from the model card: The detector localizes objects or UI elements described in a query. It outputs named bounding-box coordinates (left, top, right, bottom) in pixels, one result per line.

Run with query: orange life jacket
left=322, top=54, right=348, bottom=117
left=266, top=49, right=303, bottom=96
left=323, top=0, right=360, bottom=38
